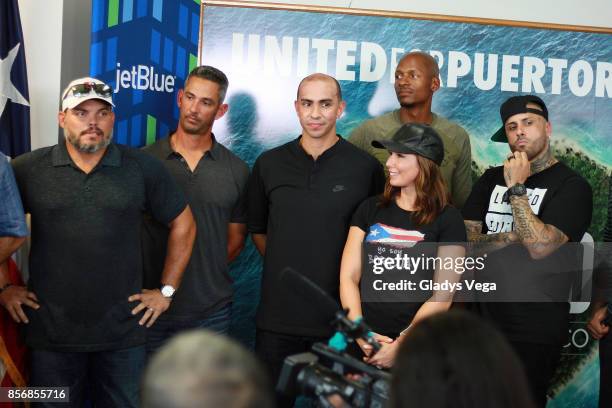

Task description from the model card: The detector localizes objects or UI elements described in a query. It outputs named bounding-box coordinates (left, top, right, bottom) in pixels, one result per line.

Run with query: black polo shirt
left=248, top=136, right=385, bottom=337
left=11, top=141, right=186, bottom=352
left=142, top=134, right=249, bottom=319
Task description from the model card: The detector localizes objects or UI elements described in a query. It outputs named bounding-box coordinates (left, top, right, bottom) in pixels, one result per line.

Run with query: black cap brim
left=371, top=139, right=442, bottom=165
left=492, top=95, right=548, bottom=143
left=491, top=126, right=507, bottom=143
left=371, top=139, right=417, bottom=154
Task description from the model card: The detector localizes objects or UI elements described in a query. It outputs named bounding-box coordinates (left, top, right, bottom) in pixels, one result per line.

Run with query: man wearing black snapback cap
left=462, top=95, right=592, bottom=407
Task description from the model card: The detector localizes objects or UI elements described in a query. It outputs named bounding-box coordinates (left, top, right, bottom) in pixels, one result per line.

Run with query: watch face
left=161, top=285, right=175, bottom=297
left=510, top=184, right=526, bottom=196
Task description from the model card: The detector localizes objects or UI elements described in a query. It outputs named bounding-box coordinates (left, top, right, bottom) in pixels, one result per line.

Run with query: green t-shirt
left=348, top=110, right=472, bottom=208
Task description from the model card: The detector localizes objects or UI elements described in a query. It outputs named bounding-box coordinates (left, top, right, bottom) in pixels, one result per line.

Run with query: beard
left=64, top=128, right=112, bottom=153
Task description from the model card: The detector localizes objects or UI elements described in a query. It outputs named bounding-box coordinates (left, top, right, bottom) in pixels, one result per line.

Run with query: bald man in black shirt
left=248, top=73, right=384, bottom=406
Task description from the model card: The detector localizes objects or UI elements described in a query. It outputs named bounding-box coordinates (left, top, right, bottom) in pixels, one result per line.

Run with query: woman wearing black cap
left=339, top=123, right=467, bottom=368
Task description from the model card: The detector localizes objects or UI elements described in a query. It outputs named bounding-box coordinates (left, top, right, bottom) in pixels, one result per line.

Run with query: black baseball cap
left=372, top=123, right=444, bottom=166
left=491, top=95, right=549, bottom=143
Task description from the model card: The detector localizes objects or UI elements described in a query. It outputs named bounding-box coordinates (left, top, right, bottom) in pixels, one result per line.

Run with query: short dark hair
left=296, top=73, right=342, bottom=101
left=185, top=65, right=229, bottom=103
left=390, top=311, right=536, bottom=408
left=400, top=51, right=440, bottom=78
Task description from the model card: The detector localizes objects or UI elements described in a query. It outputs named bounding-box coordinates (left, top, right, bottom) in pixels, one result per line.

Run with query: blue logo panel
left=90, top=0, right=199, bottom=147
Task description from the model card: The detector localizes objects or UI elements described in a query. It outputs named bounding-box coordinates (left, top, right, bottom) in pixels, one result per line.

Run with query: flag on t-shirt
left=0, top=0, right=30, bottom=392
left=366, top=223, right=425, bottom=247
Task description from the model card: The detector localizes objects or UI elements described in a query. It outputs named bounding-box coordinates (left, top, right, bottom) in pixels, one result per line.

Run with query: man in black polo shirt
left=248, top=73, right=385, bottom=406
left=7, top=77, right=196, bottom=407
left=462, top=95, right=592, bottom=407
left=143, top=66, right=249, bottom=353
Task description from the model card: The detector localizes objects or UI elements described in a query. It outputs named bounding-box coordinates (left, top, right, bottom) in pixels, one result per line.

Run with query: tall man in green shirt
left=348, top=51, right=472, bottom=208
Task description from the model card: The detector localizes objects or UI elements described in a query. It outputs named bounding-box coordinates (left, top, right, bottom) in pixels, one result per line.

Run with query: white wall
left=18, top=0, right=611, bottom=149
left=18, top=0, right=63, bottom=150
left=261, top=0, right=612, bottom=29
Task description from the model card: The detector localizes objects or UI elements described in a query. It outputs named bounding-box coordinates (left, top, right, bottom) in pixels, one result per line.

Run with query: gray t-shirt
left=143, top=135, right=249, bottom=319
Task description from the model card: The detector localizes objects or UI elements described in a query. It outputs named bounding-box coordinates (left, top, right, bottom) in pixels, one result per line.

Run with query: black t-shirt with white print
left=462, top=162, right=592, bottom=345
left=351, top=196, right=466, bottom=337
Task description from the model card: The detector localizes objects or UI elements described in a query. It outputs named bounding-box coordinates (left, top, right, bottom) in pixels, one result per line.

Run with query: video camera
left=276, top=268, right=391, bottom=408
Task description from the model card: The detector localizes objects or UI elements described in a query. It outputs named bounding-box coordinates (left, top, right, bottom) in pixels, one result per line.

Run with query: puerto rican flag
left=366, top=223, right=425, bottom=247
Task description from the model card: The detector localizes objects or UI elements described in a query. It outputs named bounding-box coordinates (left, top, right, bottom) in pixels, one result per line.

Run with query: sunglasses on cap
left=63, top=82, right=112, bottom=100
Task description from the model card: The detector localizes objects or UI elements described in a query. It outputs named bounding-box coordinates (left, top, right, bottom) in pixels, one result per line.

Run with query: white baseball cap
left=61, top=77, right=115, bottom=110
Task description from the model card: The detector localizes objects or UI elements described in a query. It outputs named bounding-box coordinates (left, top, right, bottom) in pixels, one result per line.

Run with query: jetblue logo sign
left=113, top=63, right=176, bottom=93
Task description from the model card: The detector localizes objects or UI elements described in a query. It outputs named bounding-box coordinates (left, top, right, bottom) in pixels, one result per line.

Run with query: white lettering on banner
left=248, top=34, right=260, bottom=69
left=569, top=60, right=594, bottom=97
left=596, top=62, right=612, bottom=97
left=229, top=32, right=611, bottom=98
left=501, top=54, right=521, bottom=92
left=548, top=58, right=568, bottom=95
left=231, top=33, right=244, bottom=69
left=113, top=63, right=175, bottom=93
left=336, top=40, right=357, bottom=81
left=359, top=42, right=387, bottom=82
left=447, top=51, right=471, bottom=88
left=474, top=53, right=498, bottom=91
left=312, top=38, right=335, bottom=73
left=263, top=36, right=293, bottom=76
left=297, top=37, right=310, bottom=78
left=522, top=56, right=546, bottom=94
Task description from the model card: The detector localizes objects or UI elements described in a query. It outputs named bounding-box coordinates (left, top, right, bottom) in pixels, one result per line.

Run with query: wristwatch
left=161, top=284, right=176, bottom=298
left=506, top=183, right=527, bottom=198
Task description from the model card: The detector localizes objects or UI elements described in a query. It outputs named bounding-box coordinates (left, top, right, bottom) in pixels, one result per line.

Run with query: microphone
left=280, top=267, right=340, bottom=321
left=280, top=267, right=381, bottom=353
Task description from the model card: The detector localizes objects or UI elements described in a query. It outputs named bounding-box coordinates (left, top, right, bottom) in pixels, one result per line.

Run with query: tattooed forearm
left=464, top=221, right=519, bottom=255
left=510, top=196, right=535, bottom=240
left=504, top=167, right=512, bottom=186
left=464, top=220, right=482, bottom=236
left=509, top=195, right=568, bottom=258
left=530, top=149, right=557, bottom=175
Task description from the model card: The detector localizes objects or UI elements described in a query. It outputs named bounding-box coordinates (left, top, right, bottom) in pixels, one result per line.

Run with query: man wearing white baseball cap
left=61, top=77, right=115, bottom=108
left=6, top=77, right=196, bottom=407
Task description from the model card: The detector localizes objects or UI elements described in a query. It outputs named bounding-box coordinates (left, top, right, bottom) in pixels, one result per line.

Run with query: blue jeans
left=29, top=345, right=145, bottom=408
left=146, top=303, right=232, bottom=355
